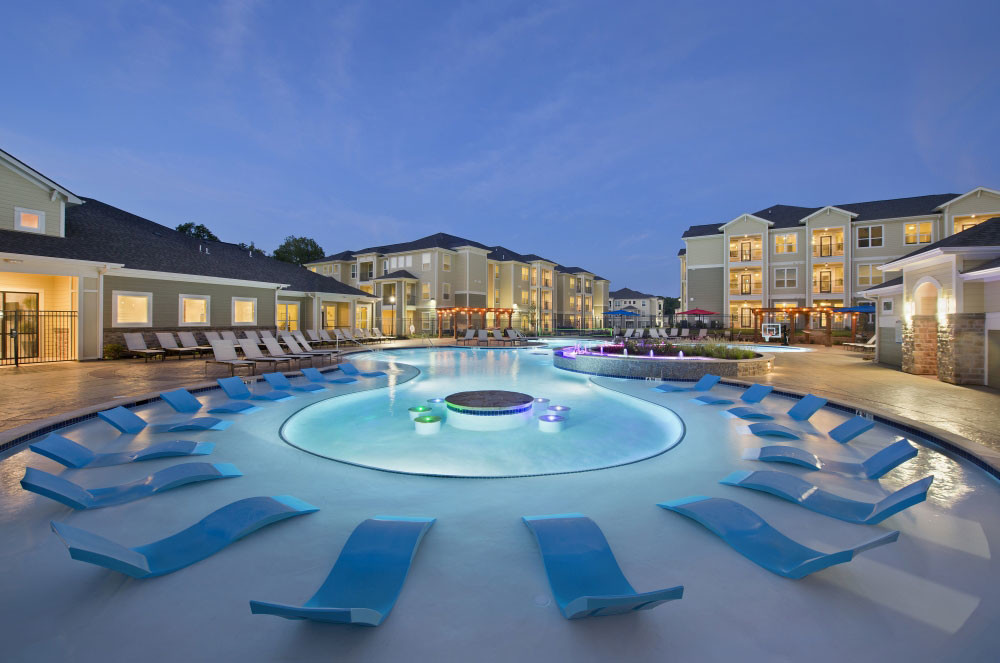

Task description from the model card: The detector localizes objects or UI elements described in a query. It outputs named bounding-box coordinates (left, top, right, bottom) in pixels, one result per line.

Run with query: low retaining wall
left=552, top=349, right=773, bottom=379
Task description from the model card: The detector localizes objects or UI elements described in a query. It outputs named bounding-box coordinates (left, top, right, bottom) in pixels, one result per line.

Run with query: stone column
left=902, top=316, right=938, bottom=375
left=937, top=313, right=986, bottom=385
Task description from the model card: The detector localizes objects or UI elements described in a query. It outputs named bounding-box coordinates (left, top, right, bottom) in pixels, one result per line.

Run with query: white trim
left=178, top=293, right=211, bottom=326
left=59, top=200, right=65, bottom=237
left=111, top=290, right=153, bottom=328
left=0, top=151, right=84, bottom=204
left=772, top=232, right=799, bottom=255
left=231, top=296, right=258, bottom=325
left=13, top=207, right=46, bottom=234
left=856, top=224, right=884, bottom=249
left=881, top=299, right=894, bottom=313
left=718, top=213, right=773, bottom=230
left=856, top=263, right=885, bottom=288
left=107, top=266, right=288, bottom=289
left=935, top=186, right=1000, bottom=210
left=902, top=219, right=935, bottom=246
left=773, top=266, right=798, bottom=289
left=799, top=206, right=858, bottom=223
left=687, top=263, right=724, bottom=270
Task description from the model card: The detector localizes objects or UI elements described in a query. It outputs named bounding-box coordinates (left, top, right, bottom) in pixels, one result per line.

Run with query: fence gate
left=0, top=310, right=77, bottom=366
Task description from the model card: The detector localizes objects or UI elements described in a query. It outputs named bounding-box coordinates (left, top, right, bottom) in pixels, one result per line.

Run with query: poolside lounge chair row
left=620, top=328, right=712, bottom=341
left=456, top=329, right=531, bottom=346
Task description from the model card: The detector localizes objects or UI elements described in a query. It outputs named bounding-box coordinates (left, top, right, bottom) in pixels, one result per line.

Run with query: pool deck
left=1, top=340, right=998, bottom=457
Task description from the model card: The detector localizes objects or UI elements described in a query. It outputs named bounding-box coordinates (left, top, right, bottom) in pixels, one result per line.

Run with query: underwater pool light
left=408, top=405, right=432, bottom=421
left=538, top=414, right=566, bottom=433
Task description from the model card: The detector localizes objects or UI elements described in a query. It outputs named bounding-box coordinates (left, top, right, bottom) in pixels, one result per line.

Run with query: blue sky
left=2, top=0, right=998, bottom=296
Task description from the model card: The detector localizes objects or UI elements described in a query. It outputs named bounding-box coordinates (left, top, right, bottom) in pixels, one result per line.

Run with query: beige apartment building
left=607, top=287, right=666, bottom=326
left=678, top=189, right=1000, bottom=328
left=306, top=234, right=609, bottom=335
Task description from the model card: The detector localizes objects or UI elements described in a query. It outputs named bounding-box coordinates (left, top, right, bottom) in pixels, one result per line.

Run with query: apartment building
left=678, top=189, right=1000, bottom=328
left=607, top=287, right=666, bottom=326
left=306, top=234, right=609, bottom=335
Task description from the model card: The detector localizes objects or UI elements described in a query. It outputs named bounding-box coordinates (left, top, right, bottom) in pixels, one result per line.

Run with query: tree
left=238, top=241, right=268, bottom=257
left=273, top=235, right=325, bottom=266
left=176, top=222, right=219, bottom=241
left=661, top=296, right=681, bottom=314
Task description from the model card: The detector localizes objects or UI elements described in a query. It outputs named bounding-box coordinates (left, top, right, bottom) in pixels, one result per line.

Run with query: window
left=178, top=294, right=210, bottom=326
left=569, top=277, right=575, bottom=288
left=112, top=291, right=152, bottom=327
left=442, top=283, right=451, bottom=300
left=569, top=296, right=575, bottom=306
left=857, top=226, right=883, bottom=248
left=232, top=297, right=257, bottom=325
left=857, top=264, right=883, bottom=286
left=405, top=255, right=413, bottom=268
left=351, top=264, right=357, bottom=279
left=277, top=302, right=299, bottom=331
left=334, top=264, right=340, bottom=276
left=14, top=207, right=46, bottom=234
left=905, top=221, right=932, bottom=245
left=422, top=312, right=432, bottom=331
left=421, top=282, right=430, bottom=300
left=521, top=267, right=529, bottom=281
left=422, top=253, right=431, bottom=271
left=774, top=267, right=796, bottom=289
left=521, top=290, right=529, bottom=305
left=442, top=254, right=451, bottom=271
left=774, top=234, right=796, bottom=254
left=383, top=260, right=389, bottom=275
left=882, top=299, right=893, bottom=313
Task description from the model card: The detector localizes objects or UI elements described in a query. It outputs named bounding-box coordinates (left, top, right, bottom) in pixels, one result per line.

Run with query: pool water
left=281, top=347, right=683, bottom=477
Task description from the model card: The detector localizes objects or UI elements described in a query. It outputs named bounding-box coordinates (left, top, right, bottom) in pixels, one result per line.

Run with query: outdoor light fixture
left=538, top=414, right=566, bottom=432
left=414, top=415, right=442, bottom=435
left=408, top=405, right=432, bottom=421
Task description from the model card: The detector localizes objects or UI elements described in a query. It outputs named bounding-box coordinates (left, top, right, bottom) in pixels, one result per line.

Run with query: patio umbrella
left=605, top=310, right=639, bottom=316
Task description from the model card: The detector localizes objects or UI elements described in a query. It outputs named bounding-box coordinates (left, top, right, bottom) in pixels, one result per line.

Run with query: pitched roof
left=682, top=223, right=723, bottom=238
left=889, top=217, right=1000, bottom=264
left=318, top=233, right=492, bottom=262
left=963, top=256, right=1000, bottom=274
left=860, top=275, right=902, bottom=294
left=610, top=287, right=656, bottom=299
left=0, top=198, right=371, bottom=297
left=0, top=147, right=84, bottom=205
left=677, top=248, right=686, bottom=256
left=376, top=269, right=419, bottom=280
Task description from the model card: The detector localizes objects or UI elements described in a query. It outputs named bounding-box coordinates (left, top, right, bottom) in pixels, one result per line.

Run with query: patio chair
left=668, top=328, right=679, bottom=339
left=342, top=329, right=364, bottom=345
left=742, top=438, right=919, bottom=479
left=260, top=330, right=277, bottom=342
left=695, top=329, right=708, bottom=341
left=720, top=471, right=934, bottom=525
left=622, top=328, right=635, bottom=340
left=319, top=329, right=338, bottom=346
left=505, top=329, right=524, bottom=345
left=250, top=516, right=435, bottom=626
left=262, top=371, right=326, bottom=393
left=177, top=331, right=212, bottom=355
left=493, top=329, right=513, bottom=346
left=21, top=462, right=240, bottom=510
left=262, top=336, right=312, bottom=367
left=373, top=328, right=393, bottom=342
left=340, top=362, right=387, bottom=378
left=306, top=329, right=332, bottom=347
left=50, top=495, right=318, bottom=578
left=122, top=333, right=164, bottom=361
left=747, top=413, right=873, bottom=443
left=155, top=332, right=199, bottom=360
left=244, top=330, right=264, bottom=345
left=300, top=366, right=358, bottom=385
left=204, top=330, right=222, bottom=343
left=354, top=328, right=375, bottom=344
left=220, top=330, right=239, bottom=343
left=29, top=433, right=213, bottom=469
left=658, top=496, right=899, bottom=579
left=477, top=329, right=490, bottom=346
left=523, top=513, right=683, bottom=619
left=679, top=328, right=690, bottom=339
left=217, top=376, right=294, bottom=402
left=727, top=393, right=827, bottom=422
left=653, top=374, right=720, bottom=393
left=290, top=333, right=338, bottom=358
left=282, top=334, right=334, bottom=363
left=695, top=383, right=772, bottom=406
left=648, top=328, right=662, bottom=339
left=457, top=329, right=476, bottom=345
left=843, top=335, right=876, bottom=352
left=238, top=338, right=295, bottom=372
left=160, top=387, right=260, bottom=415
left=98, top=405, right=231, bottom=433
left=207, top=340, right=257, bottom=376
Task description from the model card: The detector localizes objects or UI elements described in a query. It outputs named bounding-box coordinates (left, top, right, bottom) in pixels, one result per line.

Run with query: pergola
left=436, top=307, right=516, bottom=338
left=750, top=306, right=836, bottom=347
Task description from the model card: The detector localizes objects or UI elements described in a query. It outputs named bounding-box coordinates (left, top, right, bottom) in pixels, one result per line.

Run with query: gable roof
left=317, top=233, right=492, bottom=262
left=610, top=287, right=656, bottom=299
left=376, top=269, right=419, bottom=280
left=884, top=217, right=1000, bottom=266
left=962, top=256, right=1000, bottom=275
left=678, top=248, right=686, bottom=256
left=0, top=147, right=84, bottom=205
left=860, top=275, right=903, bottom=295
left=0, top=198, right=371, bottom=297
left=934, top=187, right=1000, bottom=210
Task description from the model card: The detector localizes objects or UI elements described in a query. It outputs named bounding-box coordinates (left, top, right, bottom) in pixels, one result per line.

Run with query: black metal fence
left=1, top=310, right=77, bottom=366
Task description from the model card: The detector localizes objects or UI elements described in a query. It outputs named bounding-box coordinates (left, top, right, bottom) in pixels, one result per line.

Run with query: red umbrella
left=676, top=309, right=718, bottom=315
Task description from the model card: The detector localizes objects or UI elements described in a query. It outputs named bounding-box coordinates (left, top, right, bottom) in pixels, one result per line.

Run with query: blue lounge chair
left=29, top=433, right=213, bottom=469
left=653, top=374, right=720, bottom=393
left=728, top=393, right=827, bottom=422
left=250, top=516, right=435, bottom=626
left=827, top=416, right=875, bottom=444
left=160, top=388, right=260, bottom=415
left=50, top=495, right=318, bottom=578
left=523, top=513, right=683, bottom=619
left=21, top=463, right=241, bottom=510
left=301, top=367, right=357, bottom=385
left=339, top=363, right=387, bottom=378
left=742, top=438, right=918, bottom=479
left=261, top=372, right=326, bottom=393
left=217, top=376, right=294, bottom=402
left=97, top=405, right=231, bottom=433
left=747, top=423, right=803, bottom=439
left=658, top=496, right=899, bottom=578
left=696, top=382, right=772, bottom=406
left=720, top=470, right=934, bottom=524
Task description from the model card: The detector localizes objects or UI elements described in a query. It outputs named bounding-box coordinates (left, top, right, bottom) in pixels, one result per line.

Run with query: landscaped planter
left=552, top=348, right=773, bottom=379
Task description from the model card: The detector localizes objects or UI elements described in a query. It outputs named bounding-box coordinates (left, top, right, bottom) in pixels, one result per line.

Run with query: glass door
left=740, top=274, right=752, bottom=295
left=740, top=241, right=752, bottom=261
left=819, top=271, right=832, bottom=293
left=819, top=236, right=832, bottom=257
left=1, top=292, right=40, bottom=360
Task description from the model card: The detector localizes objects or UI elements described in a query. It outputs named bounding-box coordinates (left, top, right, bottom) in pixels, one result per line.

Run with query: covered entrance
left=0, top=274, right=79, bottom=366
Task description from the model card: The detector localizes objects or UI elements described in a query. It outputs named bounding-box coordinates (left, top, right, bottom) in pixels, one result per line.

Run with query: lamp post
left=389, top=295, right=396, bottom=337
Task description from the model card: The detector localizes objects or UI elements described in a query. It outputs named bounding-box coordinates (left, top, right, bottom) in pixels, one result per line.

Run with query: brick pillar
left=902, top=316, right=938, bottom=375
left=937, top=313, right=986, bottom=385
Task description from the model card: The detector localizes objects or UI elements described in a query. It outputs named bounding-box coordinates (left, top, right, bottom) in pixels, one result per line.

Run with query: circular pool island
left=553, top=345, right=774, bottom=380
left=445, top=390, right=535, bottom=431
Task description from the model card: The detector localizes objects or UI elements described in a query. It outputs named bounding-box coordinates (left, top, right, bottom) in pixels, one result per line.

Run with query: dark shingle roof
left=317, top=250, right=356, bottom=262
left=963, top=256, right=1000, bottom=274
left=890, top=217, right=1000, bottom=264
left=487, top=245, right=530, bottom=263
left=861, top=276, right=902, bottom=293
left=750, top=205, right=819, bottom=228
left=682, top=223, right=723, bottom=238
left=376, top=269, right=419, bottom=280
left=678, top=248, right=686, bottom=256
left=610, top=287, right=656, bottom=299
left=0, top=198, right=370, bottom=297
left=325, top=233, right=492, bottom=261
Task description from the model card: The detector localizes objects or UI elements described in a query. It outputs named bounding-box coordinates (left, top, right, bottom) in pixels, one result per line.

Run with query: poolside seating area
left=454, top=328, right=530, bottom=346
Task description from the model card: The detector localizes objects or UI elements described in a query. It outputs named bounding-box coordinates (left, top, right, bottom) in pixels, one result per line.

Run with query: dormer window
left=14, top=207, right=45, bottom=234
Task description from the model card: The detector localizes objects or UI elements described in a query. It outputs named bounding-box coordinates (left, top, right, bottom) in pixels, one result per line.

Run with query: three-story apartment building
left=306, top=234, right=609, bottom=335
left=607, top=287, right=666, bottom=326
left=678, top=189, right=1000, bottom=328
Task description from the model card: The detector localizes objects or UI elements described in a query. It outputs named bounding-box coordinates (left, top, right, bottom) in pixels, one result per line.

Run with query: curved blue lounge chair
left=695, top=383, right=772, bottom=407
left=51, top=495, right=318, bottom=578
left=97, top=405, right=231, bottom=433
left=250, top=516, right=435, bottom=626
left=748, top=423, right=801, bottom=439
left=742, top=438, right=919, bottom=479
left=160, top=388, right=260, bottom=415
left=21, top=463, right=241, bottom=510
left=261, top=372, right=326, bottom=393
left=720, top=470, right=935, bottom=524
left=523, top=513, right=683, bottom=619
left=29, top=433, right=213, bottom=469
left=653, top=374, right=720, bottom=393
left=217, top=376, right=294, bottom=402
left=693, top=394, right=734, bottom=405
left=340, top=363, right=387, bottom=378
left=727, top=393, right=827, bottom=422
left=658, top=496, right=899, bottom=578
left=828, top=416, right=875, bottom=444
left=301, top=367, right=358, bottom=385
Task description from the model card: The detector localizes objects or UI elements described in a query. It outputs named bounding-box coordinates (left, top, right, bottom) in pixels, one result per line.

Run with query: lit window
left=277, top=302, right=299, bottom=331
left=857, top=226, right=883, bottom=248
left=905, top=221, right=932, bottom=244
left=442, top=255, right=451, bottom=271
left=14, top=207, right=46, bottom=234
left=232, top=297, right=257, bottom=325
left=179, top=294, right=210, bottom=326
left=857, top=265, right=883, bottom=286
left=774, top=268, right=796, bottom=288
left=422, top=253, right=431, bottom=271
left=421, top=282, right=430, bottom=300
left=520, top=290, right=529, bottom=305
left=113, top=291, right=152, bottom=327
left=774, top=234, right=796, bottom=254
left=521, top=267, right=529, bottom=281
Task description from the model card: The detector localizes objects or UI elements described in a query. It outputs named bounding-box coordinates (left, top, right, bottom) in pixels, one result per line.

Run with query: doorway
left=1, top=291, right=39, bottom=360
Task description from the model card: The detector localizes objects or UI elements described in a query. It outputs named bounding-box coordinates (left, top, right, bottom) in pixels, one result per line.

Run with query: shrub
left=103, top=343, right=127, bottom=360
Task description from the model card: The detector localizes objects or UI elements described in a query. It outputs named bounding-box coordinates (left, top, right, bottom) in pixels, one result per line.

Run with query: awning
left=832, top=306, right=875, bottom=313
left=605, top=310, right=639, bottom=316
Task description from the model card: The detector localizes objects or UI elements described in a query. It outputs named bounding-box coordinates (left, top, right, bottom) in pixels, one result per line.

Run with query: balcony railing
left=811, top=242, right=844, bottom=258
left=729, top=249, right=763, bottom=262
left=728, top=284, right=763, bottom=295
left=812, top=278, right=844, bottom=294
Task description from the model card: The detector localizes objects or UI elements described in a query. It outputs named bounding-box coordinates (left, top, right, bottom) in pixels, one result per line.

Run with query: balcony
left=729, top=283, right=763, bottom=296
left=811, top=243, right=844, bottom=258
left=729, top=248, right=763, bottom=263
left=812, top=277, right=844, bottom=294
